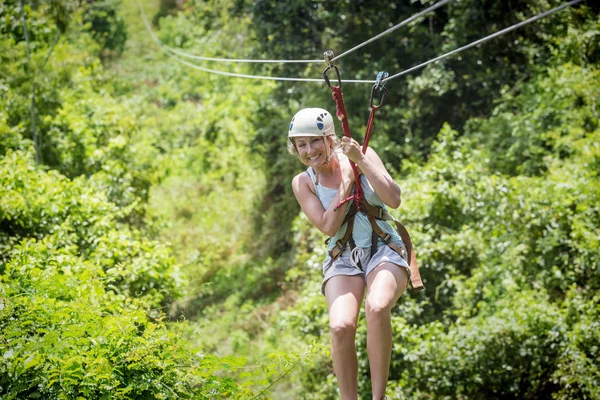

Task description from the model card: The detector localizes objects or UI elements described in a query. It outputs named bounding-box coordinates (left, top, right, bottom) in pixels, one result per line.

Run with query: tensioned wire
left=145, top=0, right=453, bottom=64
left=139, top=0, right=583, bottom=84
left=383, top=0, right=583, bottom=83
left=165, top=46, right=321, bottom=64
left=136, top=0, right=371, bottom=83
left=137, top=0, right=373, bottom=82
left=330, top=0, right=453, bottom=62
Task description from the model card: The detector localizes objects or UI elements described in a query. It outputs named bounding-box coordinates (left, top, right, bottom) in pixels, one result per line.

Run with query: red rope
left=330, top=86, right=363, bottom=210
left=362, top=105, right=377, bottom=154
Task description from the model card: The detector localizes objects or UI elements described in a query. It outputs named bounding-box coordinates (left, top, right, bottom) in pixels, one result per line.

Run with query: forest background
left=1, top=0, right=598, bottom=398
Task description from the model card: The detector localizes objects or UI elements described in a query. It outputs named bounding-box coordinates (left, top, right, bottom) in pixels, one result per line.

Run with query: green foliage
left=0, top=239, right=252, bottom=399
left=468, top=64, right=600, bottom=176
left=0, top=149, right=182, bottom=306
left=1, top=0, right=599, bottom=398
left=242, top=27, right=599, bottom=400
left=389, top=289, right=599, bottom=399
left=84, top=0, right=128, bottom=55
left=1, top=0, right=142, bottom=211
left=152, top=0, right=183, bottom=26
left=241, top=0, right=596, bottom=153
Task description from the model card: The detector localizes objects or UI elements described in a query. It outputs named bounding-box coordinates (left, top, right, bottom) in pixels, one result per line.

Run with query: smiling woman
left=287, top=108, right=339, bottom=159
left=289, top=107, right=408, bottom=400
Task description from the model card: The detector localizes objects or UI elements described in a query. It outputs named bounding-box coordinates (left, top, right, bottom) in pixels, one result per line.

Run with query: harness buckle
left=329, top=240, right=346, bottom=260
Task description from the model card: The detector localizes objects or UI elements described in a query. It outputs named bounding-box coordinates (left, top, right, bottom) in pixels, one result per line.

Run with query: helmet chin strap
left=323, top=136, right=331, bottom=165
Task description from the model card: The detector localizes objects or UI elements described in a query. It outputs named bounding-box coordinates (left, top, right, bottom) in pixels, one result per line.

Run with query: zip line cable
left=165, top=45, right=321, bottom=63
left=331, top=0, right=453, bottom=62
left=136, top=0, right=372, bottom=83
left=138, top=0, right=321, bottom=63
left=382, top=0, right=583, bottom=83
left=138, top=0, right=582, bottom=84
left=155, top=0, right=453, bottom=64
left=169, top=51, right=348, bottom=82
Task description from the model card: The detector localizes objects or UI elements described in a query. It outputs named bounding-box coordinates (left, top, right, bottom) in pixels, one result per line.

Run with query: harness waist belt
left=327, top=200, right=425, bottom=293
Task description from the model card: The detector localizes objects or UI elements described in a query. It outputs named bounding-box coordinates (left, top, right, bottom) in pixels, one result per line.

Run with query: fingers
left=341, top=137, right=359, bottom=153
left=341, top=136, right=349, bottom=152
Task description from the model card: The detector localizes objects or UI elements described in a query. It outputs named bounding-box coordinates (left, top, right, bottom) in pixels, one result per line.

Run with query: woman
left=289, top=108, right=410, bottom=400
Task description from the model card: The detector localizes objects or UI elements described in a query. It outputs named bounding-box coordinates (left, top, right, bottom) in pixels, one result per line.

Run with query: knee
left=329, top=320, right=357, bottom=342
left=365, top=295, right=393, bottom=317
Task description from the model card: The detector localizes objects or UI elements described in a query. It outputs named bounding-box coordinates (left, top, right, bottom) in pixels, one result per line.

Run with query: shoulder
left=292, top=171, right=314, bottom=195
left=292, top=171, right=311, bottom=186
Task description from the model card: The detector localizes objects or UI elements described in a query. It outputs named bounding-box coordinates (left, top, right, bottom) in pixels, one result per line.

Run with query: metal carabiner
left=369, top=71, right=389, bottom=109
left=323, top=50, right=342, bottom=89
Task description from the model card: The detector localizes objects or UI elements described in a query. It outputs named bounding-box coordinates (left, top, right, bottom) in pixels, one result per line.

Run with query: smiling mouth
left=307, top=154, right=321, bottom=162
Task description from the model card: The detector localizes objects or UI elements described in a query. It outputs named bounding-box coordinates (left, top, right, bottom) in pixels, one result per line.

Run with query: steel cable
left=158, top=0, right=453, bottom=64
left=137, top=0, right=372, bottom=83
left=331, top=0, right=453, bottom=62
left=138, top=0, right=582, bottom=84
left=383, top=0, right=583, bottom=82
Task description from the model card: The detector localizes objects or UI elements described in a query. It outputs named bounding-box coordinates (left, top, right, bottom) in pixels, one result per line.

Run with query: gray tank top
left=305, top=167, right=403, bottom=251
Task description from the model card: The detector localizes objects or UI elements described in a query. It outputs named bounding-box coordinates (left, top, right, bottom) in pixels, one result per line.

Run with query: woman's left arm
left=342, top=137, right=401, bottom=209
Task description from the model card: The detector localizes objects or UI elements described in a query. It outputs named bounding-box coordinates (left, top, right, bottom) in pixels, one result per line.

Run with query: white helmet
left=288, top=108, right=335, bottom=138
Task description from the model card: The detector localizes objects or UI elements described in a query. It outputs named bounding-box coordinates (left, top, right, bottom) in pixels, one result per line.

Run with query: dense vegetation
left=1, top=0, right=598, bottom=398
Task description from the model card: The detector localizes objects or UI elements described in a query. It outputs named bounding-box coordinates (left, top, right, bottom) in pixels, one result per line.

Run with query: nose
left=301, top=142, right=314, bottom=155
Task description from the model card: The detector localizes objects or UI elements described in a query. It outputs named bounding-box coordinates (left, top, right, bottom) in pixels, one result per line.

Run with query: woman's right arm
left=292, top=171, right=354, bottom=237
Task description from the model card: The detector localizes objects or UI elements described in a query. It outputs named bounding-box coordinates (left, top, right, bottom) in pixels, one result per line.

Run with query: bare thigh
left=366, top=262, right=409, bottom=309
left=325, top=275, right=365, bottom=326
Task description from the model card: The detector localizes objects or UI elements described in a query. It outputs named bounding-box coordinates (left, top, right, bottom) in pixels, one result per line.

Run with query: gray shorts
left=321, top=240, right=411, bottom=295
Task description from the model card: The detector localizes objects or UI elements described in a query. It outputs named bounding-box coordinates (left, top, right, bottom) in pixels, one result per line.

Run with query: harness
left=323, top=51, right=425, bottom=293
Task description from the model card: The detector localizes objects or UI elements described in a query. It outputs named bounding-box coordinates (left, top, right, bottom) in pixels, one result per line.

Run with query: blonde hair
left=287, top=134, right=341, bottom=156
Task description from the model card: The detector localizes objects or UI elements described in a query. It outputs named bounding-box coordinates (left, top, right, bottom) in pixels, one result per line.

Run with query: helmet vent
left=316, top=113, right=328, bottom=130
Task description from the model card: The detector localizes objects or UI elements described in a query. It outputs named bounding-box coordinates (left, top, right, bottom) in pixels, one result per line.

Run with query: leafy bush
left=84, top=0, right=128, bottom=55
left=2, top=0, right=598, bottom=398
left=389, top=290, right=599, bottom=400
left=0, top=149, right=182, bottom=306
left=0, top=239, right=252, bottom=399
left=253, top=60, right=600, bottom=400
